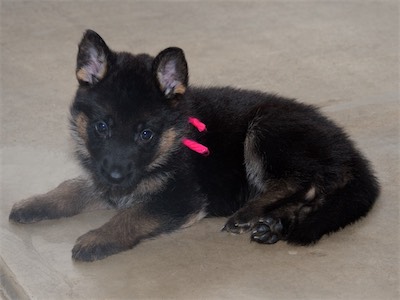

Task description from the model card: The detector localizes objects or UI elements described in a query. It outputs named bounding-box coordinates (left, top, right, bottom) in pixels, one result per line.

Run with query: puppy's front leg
left=72, top=198, right=203, bottom=262
left=9, top=177, right=109, bottom=224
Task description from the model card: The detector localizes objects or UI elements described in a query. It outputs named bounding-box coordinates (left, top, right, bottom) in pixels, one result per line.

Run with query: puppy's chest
left=106, top=191, right=138, bottom=209
left=103, top=187, right=146, bottom=209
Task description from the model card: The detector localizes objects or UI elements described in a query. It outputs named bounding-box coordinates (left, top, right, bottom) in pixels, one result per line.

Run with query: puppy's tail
left=287, top=155, right=380, bottom=245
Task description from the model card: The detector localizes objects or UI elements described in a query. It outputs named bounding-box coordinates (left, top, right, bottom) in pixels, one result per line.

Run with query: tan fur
left=76, top=68, right=91, bottom=83
left=9, top=177, right=109, bottom=224
left=70, top=113, right=90, bottom=160
left=147, top=128, right=179, bottom=171
left=173, top=83, right=186, bottom=95
left=75, top=113, right=89, bottom=142
left=133, top=172, right=173, bottom=197
left=73, top=204, right=162, bottom=260
left=181, top=207, right=207, bottom=228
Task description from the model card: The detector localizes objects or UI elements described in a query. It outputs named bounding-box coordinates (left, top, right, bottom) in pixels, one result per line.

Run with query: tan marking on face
left=75, top=113, right=89, bottom=141
left=147, top=128, right=179, bottom=171
left=70, top=113, right=90, bottom=160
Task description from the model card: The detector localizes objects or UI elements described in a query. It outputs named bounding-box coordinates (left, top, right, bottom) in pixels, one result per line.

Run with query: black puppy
left=9, top=30, right=379, bottom=261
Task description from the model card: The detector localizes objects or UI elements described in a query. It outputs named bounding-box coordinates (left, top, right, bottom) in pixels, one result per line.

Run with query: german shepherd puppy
left=9, top=30, right=379, bottom=261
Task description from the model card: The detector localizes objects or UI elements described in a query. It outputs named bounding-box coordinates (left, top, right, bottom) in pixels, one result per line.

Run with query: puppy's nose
left=101, top=156, right=132, bottom=185
left=109, top=169, right=124, bottom=183
left=101, top=165, right=126, bottom=184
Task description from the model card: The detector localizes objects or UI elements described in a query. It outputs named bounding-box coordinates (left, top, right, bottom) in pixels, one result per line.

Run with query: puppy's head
left=70, top=30, right=189, bottom=189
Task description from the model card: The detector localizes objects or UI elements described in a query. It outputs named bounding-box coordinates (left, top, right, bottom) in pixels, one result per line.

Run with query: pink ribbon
left=182, top=117, right=210, bottom=156
left=188, top=117, right=207, bottom=132
left=182, top=138, right=210, bottom=156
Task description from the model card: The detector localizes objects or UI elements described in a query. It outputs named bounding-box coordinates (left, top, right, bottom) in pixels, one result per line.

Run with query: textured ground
left=1, top=1, right=399, bottom=299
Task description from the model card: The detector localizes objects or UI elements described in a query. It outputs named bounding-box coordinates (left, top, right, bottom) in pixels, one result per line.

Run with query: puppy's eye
left=140, top=129, right=153, bottom=141
left=95, top=121, right=109, bottom=135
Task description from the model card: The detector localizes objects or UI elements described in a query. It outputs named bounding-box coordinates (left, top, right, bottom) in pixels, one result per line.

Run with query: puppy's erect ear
left=153, top=47, right=188, bottom=98
left=76, top=30, right=111, bottom=85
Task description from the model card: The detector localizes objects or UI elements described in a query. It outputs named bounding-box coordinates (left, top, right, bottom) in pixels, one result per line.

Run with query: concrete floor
left=1, top=1, right=399, bottom=299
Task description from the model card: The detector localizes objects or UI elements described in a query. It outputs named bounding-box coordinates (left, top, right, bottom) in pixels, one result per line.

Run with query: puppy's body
left=9, top=30, right=379, bottom=261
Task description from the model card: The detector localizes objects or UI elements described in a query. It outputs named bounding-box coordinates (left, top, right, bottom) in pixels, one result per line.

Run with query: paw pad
left=251, top=217, right=283, bottom=244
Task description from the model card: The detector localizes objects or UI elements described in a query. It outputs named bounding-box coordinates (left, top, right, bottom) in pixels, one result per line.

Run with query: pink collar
left=182, top=117, right=210, bottom=156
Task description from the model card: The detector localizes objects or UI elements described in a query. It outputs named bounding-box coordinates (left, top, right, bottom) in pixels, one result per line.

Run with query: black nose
left=108, top=169, right=124, bottom=184
left=101, top=158, right=132, bottom=185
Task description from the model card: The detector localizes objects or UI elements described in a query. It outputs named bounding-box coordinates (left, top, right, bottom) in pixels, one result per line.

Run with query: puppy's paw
left=251, top=217, right=283, bottom=244
left=9, top=198, right=49, bottom=224
left=72, top=229, right=125, bottom=262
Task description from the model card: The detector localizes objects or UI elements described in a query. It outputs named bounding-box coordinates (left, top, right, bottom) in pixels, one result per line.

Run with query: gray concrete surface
left=1, top=1, right=399, bottom=299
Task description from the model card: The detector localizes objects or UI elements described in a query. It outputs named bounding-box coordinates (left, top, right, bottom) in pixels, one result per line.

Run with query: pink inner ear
left=89, top=49, right=106, bottom=78
left=159, top=60, right=180, bottom=94
left=78, top=48, right=107, bottom=84
left=86, top=61, right=101, bottom=78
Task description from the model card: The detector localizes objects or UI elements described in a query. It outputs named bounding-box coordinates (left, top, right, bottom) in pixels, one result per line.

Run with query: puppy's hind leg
left=225, top=112, right=379, bottom=245
left=222, top=180, right=302, bottom=235
left=9, top=176, right=110, bottom=224
left=223, top=117, right=305, bottom=237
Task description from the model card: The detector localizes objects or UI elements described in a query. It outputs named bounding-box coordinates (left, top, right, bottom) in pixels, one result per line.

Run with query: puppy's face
left=70, top=30, right=188, bottom=190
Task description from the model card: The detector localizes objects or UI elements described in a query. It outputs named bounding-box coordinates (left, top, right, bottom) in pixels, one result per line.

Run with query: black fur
left=9, top=30, right=379, bottom=261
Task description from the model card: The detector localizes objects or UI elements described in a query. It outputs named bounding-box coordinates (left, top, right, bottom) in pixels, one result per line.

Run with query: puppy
left=9, top=30, right=379, bottom=261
